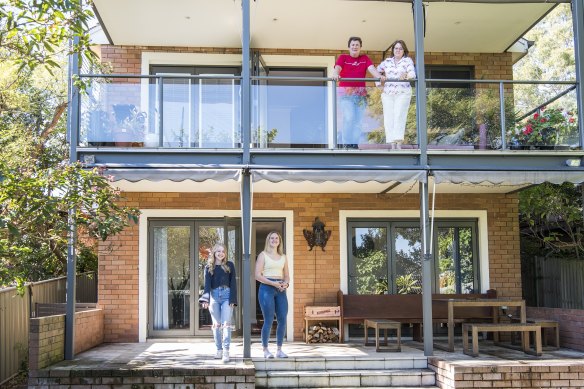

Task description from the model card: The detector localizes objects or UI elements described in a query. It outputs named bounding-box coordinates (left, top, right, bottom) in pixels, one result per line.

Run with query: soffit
left=93, top=0, right=555, bottom=53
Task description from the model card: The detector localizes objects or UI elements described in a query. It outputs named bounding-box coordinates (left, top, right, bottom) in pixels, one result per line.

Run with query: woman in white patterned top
left=376, top=40, right=416, bottom=149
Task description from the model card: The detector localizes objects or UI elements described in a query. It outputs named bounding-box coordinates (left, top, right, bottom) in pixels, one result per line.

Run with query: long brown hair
left=388, top=39, right=410, bottom=58
left=206, top=243, right=230, bottom=275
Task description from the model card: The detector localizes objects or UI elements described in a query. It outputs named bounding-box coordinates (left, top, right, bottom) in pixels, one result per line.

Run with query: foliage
left=513, top=4, right=576, bottom=113
left=0, top=0, right=97, bottom=73
left=519, top=182, right=584, bottom=259
left=395, top=273, right=421, bottom=294
left=510, top=107, right=577, bottom=146
left=0, top=4, right=139, bottom=290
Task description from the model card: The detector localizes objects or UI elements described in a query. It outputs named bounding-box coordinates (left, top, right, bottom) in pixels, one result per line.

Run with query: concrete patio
left=28, top=338, right=584, bottom=388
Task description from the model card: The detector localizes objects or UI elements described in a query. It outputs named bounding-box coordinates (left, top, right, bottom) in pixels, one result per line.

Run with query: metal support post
left=414, top=0, right=433, bottom=357
left=65, top=37, right=80, bottom=360
left=241, top=0, right=252, bottom=359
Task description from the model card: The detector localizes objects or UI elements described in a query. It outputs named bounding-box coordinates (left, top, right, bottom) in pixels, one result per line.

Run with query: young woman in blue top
left=255, top=231, right=290, bottom=359
left=199, top=243, right=237, bottom=363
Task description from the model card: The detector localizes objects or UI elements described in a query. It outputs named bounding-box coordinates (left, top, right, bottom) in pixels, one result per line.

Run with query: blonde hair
left=264, top=231, right=284, bottom=255
left=206, top=243, right=230, bottom=275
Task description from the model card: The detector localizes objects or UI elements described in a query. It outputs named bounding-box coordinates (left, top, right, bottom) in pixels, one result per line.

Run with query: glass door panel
left=393, top=226, right=422, bottom=294
left=437, top=226, right=476, bottom=293
left=150, top=223, right=192, bottom=336
left=195, top=221, right=242, bottom=335
left=348, top=226, right=389, bottom=295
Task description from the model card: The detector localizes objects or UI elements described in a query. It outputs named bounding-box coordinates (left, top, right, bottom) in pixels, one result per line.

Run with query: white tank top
left=263, top=252, right=286, bottom=278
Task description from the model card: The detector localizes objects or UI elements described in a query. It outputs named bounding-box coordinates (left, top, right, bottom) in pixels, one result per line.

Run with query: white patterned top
left=376, top=56, right=416, bottom=95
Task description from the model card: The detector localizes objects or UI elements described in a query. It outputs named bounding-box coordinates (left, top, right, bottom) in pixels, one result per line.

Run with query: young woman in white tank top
left=255, top=231, right=290, bottom=359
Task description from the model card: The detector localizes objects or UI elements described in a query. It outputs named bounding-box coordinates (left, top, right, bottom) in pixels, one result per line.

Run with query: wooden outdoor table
left=432, top=298, right=526, bottom=352
left=364, top=319, right=401, bottom=352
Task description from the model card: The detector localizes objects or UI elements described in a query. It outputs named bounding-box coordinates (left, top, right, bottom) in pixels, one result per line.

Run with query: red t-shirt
left=335, top=53, right=373, bottom=95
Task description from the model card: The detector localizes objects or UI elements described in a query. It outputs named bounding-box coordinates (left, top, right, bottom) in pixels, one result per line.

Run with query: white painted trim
left=138, top=209, right=294, bottom=342
left=339, top=210, right=490, bottom=294
left=141, top=52, right=243, bottom=74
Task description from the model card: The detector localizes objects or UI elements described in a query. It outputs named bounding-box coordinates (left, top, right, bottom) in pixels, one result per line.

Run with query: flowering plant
left=510, top=107, right=577, bottom=146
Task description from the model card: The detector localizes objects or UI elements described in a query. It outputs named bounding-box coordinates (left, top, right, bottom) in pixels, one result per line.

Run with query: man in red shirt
left=332, top=37, right=385, bottom=149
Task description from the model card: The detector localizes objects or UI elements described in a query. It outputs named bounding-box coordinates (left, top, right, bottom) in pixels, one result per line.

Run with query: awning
left=108, top=168, right=241, bottom=183
left=251, top=169, right=426, bottom=184
left=432, top=170, right=584, bottom=185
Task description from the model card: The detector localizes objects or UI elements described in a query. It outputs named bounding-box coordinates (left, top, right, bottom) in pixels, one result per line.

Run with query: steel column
left=65, top=37, right=80, bottom=360
left=414, top=0, right=433, bottom=357
left=241, top=0, right=252, bottom=359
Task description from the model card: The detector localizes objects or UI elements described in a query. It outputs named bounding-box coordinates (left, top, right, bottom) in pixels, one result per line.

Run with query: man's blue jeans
left=338, top=94, right=366, bottom=145
left=258, top=281, right=288, bottom=348
left=209, top=286, right=233, bottom=351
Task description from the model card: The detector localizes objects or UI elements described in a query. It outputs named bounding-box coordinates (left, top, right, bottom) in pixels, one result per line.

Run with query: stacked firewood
left=306, top=322, right=340, bottom=343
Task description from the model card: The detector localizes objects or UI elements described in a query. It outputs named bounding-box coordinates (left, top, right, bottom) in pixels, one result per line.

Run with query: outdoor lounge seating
left=337, top=290, right=496, bottom=341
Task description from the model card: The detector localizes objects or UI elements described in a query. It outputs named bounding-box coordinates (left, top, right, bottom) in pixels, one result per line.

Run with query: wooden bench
left=462, top=322, right=542, bottom=357
left=511, top=317, right=560, bottom=350
left=364, top=319, right=401, bottom=352
left=337, top=290, right=495, bottom=341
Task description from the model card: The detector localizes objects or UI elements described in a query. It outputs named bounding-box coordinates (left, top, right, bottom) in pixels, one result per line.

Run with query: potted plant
left=509, top=107, right=577, bottom=150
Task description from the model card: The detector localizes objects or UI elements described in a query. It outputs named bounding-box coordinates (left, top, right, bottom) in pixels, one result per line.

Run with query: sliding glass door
left=148, top=218, right=241, bottom=337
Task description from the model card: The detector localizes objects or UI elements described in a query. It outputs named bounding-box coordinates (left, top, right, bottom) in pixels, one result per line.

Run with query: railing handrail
left=516, top=85, right=578, bottom=121
left=79, top=73, right=577, bottom=86
left=426, top=78, right=576, bottom=85
left=79, top=73, right=242, bottom=80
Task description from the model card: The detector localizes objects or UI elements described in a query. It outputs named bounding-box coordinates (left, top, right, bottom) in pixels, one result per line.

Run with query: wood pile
left=305, top=322, right=340, bottom=343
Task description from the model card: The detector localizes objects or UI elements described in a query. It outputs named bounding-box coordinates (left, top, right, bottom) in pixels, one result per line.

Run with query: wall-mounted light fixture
left=303, top=217, right=331, bottom=251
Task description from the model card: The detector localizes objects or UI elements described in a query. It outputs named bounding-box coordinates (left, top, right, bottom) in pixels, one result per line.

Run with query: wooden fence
left=0, top=272, right=97, bottom=385
left=522, top=256, right=584, bottom=309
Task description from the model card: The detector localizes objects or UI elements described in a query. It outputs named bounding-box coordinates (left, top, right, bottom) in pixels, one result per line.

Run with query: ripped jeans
left=209, top=286, right=233, bottom=351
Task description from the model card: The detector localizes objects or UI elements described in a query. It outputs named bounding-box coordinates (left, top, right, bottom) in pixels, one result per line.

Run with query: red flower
left=533, top=113, right=539, bottom=119
left=540, top=118, right=547, bottom=123
left=569, top=117, right=575, bottom=123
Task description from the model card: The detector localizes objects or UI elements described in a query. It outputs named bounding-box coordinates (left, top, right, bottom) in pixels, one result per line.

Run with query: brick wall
left=29, top=365, right=255, bottom=388
left=527, top=307, right=584, bottom=351
left=98, top=45, right=513, bottom=82
left=29, top=309, right=104, bottom=370
left=429, top=358, right=584, bottom=389
left=99, top=191, right=520, bottom=342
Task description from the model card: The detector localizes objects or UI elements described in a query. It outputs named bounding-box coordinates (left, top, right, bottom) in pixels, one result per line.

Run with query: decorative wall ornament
left=303, top=217, right=331, bottom=251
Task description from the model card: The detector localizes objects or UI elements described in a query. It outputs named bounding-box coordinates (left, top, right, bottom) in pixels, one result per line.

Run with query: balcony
left=77, top=0, right=584, bottom=173
left=78, top=75, right=579, bottom=151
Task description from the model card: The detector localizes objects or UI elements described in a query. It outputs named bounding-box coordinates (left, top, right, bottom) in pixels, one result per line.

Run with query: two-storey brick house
left=67, top=0, right=584, bottom=358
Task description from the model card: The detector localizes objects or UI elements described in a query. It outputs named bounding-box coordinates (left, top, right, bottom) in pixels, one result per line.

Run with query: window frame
left=346, top=218, right=481, bottom=295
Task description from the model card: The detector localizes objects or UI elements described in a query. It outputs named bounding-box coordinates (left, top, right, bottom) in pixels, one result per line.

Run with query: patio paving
left=46, top=338, right=584, bottom=370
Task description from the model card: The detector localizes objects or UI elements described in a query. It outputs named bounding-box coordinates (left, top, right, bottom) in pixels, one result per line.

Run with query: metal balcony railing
left=77, top=74, right=580, bottom=151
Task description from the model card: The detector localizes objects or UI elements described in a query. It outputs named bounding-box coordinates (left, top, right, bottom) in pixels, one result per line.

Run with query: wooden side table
left=364, top=319, right=401, bottom=352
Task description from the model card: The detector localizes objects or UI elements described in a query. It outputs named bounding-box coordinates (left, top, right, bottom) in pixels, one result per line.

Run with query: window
left=426, top=65, right=474, bottom=89
left=261, top=67, right=328, bottom=148
left=347, top=219, right=479, bottom=295
left=150, top=65, right=241, bottom=148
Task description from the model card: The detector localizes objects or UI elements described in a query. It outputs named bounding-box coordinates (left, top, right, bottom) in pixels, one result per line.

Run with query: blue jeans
left=209, top=287, right=233, bottom=351
left=338, top=94, right=366, bottom=145
left=258, top=281, right=288, bottom=348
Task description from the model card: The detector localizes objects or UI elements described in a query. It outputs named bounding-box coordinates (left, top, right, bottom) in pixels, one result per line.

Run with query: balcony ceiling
left=93, top=0, right=556, bottom=53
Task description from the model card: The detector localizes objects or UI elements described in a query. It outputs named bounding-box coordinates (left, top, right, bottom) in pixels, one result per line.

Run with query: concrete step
left=253, top=355, right=428, bottom=371
left=255, top=368, right=436, bottom=388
